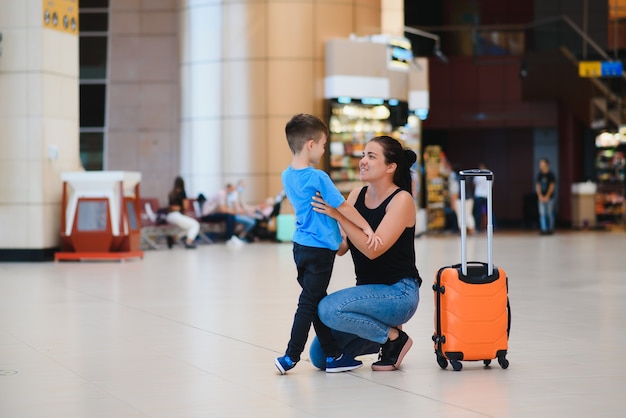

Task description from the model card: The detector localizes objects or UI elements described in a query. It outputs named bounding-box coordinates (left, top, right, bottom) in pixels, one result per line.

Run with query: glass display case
left=325, top=98, right=411, bottom=194
left=423, top=145, right=447, bottom=231
left=595, top=146, right=625, bottom=227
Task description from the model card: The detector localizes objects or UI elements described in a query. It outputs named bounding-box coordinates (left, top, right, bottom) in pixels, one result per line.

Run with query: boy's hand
left=363, top=227, right=383, bottom=251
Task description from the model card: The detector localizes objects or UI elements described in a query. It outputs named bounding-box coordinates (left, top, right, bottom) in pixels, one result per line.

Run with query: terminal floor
left=0, top=231, right=624, bottom=417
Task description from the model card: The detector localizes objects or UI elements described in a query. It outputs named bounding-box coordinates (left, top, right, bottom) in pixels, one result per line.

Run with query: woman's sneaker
left=371, top=329, right=413, bottom=371
left=275, top=355, right=297, bottom=374
left=325, top=354, right=363, bottom=373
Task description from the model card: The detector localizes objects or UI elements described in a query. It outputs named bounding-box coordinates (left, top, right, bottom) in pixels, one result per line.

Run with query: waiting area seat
left=139, top=198, right=227, bottom=249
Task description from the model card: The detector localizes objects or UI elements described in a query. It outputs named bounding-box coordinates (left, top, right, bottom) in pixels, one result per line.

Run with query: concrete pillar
left=0, top=1, right=81, bottom=259
left=179, top=1, right=223, bottom=198
left=382, top=0, right=404, bottom=36
left=179, top=0, right=382, bottom=203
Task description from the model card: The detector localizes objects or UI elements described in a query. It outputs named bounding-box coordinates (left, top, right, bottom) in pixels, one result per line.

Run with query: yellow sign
left=578, top=61, right=602, bottom=78
left=43, top=0, right=79, bottom=34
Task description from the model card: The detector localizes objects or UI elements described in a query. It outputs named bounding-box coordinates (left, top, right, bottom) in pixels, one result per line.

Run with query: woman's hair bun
left=403, top=149, right=417, bottom=166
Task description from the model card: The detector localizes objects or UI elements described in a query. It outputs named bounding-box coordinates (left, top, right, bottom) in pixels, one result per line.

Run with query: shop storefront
left=323, top=36, right=428, bottom=198
left=594, top=132, right=626, bottom=228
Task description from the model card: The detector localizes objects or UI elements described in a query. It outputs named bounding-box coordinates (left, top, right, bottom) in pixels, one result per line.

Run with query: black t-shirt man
left=536, top=170, right=555, bottom=199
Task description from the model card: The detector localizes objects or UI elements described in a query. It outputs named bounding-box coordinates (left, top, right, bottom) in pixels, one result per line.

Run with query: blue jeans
left=318, top=277, right=420, bottom=345
left=234, top=214, right=256, bottom=235
left=473, top=196, right=487, bottom=230
left=200, top=212, right=236, bottom=239
left=284, top=243, right=338, bottom=362
left=538, top=198, right=554, bottom=232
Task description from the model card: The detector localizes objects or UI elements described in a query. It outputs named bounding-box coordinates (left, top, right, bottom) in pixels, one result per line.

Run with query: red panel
left=429, top=58, right=452, bottom=103
left=480, top=0, right=506, bottom=24
left=426, top=54, right=554, bottom=131
left=477, top=64, right=505, bottom=102
left=451, top=103, right=481, bottom=128
left=503, top=102, right=532, bottom=127
left=444, top=130, right=486, bottom=169
left=504, top=0, right=533, bottom=24
left=451, top=58, right=478, bottom=103
left=531, top=102, right=558, bottom=127
left=424, top=103, right=453, bottom=129
left=476, top=102, right=506, bottom=128
left=503, top=62, right=522, bottom=101
left=436, top=128, right=536, bottom=223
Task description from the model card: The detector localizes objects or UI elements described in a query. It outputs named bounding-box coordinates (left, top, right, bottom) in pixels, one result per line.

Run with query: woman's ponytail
left=399, top=149, right=417, bottom=194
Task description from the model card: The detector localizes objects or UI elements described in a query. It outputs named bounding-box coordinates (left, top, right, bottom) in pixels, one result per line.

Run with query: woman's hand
left=313, top=193, right=382, bottom=251
left=311, top=193, right=339, bottom=219
left=363, top=227, right=383, bottom=251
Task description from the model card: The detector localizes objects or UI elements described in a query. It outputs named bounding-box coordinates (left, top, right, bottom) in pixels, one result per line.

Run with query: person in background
left=227, top=180, right=255, bottom=216
left=450, top=164, right=475, bottom=235
left=445, top=163, right=459, bottom=233
left=166, top=176, right=199, bottom=249
left=199, top=184, right=248, bottom=246
left=536, top=158, right=556, bottom=235
left=473, top=162, right=490, bottom=230
left=226, top=181, right=257, bottom=242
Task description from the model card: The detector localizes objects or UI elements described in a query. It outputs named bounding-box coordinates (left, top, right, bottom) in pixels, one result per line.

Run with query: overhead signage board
left=578, top=61, right=601, bottom=77
left=601, top=61, right=623, bottom=77
left=579, top=60, right=623, bottom=78
left=43, top=0, right=79, bottom=35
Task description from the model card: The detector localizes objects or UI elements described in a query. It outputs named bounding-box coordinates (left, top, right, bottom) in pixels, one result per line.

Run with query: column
left=179, top=1, right=224, bottom=197
left=179, top=0, right=382, bottom=202
left=0, top=0, right=82, bottom=259
left=558, top=104, right=584, bottom=226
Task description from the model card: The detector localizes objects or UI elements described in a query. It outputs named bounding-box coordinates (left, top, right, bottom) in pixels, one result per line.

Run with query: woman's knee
left=317, top=293, right=343, bottom=329
left=317, top=297, right=333, bottom=326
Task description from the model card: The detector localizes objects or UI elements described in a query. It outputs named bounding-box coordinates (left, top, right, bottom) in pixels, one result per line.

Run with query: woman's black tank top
left=348, top=187, right=421, bottom=286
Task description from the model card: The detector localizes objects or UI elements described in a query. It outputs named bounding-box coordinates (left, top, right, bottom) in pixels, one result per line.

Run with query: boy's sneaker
left=275, top=355, right=297, bottom=374
left=325, top=354, right=362, bottom=373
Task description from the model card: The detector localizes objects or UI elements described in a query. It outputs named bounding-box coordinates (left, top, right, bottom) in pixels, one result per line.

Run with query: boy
left=275, top=113, right=382, bottom=374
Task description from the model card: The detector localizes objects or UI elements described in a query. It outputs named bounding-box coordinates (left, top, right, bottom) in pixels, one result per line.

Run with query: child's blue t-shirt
left=281, top=166, right=345, bottom=250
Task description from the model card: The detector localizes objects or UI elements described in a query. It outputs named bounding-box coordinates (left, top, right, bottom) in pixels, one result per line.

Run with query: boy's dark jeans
left=286, top=243, right=339, bottom=362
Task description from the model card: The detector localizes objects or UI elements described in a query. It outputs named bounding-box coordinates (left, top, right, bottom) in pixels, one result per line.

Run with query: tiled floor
left=0, top=231, right=625, bottom=417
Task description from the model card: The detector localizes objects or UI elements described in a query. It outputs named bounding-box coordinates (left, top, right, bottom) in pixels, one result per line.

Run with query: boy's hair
left=285, top=113, right=329, bottom=154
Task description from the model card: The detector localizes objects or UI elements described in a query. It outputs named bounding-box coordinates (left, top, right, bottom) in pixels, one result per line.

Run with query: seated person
left=198, top=184, right=248, bottom=246
left=166, top=176, right=199, bottom=249
left=226, top=181, right=257, bottom=242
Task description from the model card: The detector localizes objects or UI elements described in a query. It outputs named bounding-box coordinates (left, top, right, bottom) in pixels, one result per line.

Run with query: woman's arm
left=336, top=227, right=350, bottom=257
left=313, top=188, right=415, bottom=260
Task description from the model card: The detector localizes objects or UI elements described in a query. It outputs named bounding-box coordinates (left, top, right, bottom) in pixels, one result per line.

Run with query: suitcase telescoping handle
left=459, top=169, right=494, bottom=276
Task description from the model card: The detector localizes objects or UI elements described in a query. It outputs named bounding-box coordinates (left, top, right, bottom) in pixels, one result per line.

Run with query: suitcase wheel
left=450, top=359, right=463, bottom=371
left=498, top=355, right=509, bottom=369
left=483, top=359, right=491, bottom=367
left=436, top=354, right=448, bottom=370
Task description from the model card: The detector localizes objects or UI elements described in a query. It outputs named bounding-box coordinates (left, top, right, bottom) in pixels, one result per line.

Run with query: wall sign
left=388, top=38, right=413, bottom=71
left=43, top=0, right=79, bottom=34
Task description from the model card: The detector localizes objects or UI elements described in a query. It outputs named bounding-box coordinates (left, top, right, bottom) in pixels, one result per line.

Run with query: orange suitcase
left=432, top=169, right=510, bottom=371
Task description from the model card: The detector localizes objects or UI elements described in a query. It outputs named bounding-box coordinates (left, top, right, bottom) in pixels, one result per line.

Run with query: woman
left=310, top=136, right=421, bottom=371
left=166, top=176, right=200, bottom=249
